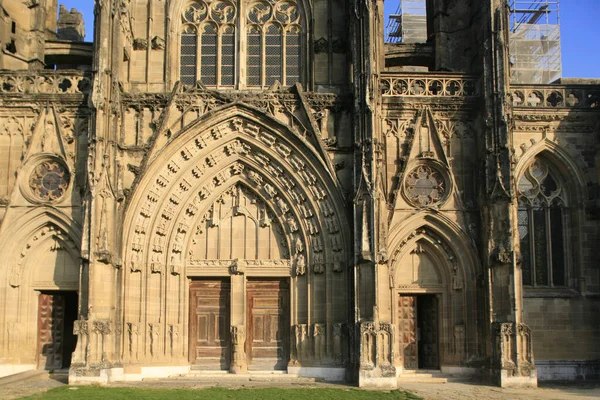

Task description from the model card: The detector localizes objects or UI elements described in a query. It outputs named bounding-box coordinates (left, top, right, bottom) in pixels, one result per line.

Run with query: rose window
left=29, top=160, right=70, bottom=201
left=404, top=165, right=446, bottom=207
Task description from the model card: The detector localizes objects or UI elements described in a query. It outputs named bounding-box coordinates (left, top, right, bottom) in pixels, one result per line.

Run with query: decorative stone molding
left=492, top=322, right=516, bottom=373
left=0, top=71, right=92, bottom=95
left=511, top=85, right=600, bottom=108
left=229, top=258, right=246, bottom=275
left=381, top=73, right=479, bottom=97
left=9, top=223, right=78, bottom=288
left=133, top=38, right=148, bottom=51
left=151, top=36, right=165, bottom=50
left=359, top=321, right=394, bottom=375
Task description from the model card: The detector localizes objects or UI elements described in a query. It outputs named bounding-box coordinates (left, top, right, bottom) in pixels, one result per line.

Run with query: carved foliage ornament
left=404, top=165, right=446, bottom=207
left=29, top=160, right=71, bottom=201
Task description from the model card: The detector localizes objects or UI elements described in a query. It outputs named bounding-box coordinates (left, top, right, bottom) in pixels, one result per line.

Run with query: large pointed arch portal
left=121, top=105, right=350, bottom=374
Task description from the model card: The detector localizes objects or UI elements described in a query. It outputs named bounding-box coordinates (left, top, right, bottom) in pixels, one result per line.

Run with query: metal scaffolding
left=385, top=0, right=427, bottom=44
left=509, top=0, right=562, bottom=84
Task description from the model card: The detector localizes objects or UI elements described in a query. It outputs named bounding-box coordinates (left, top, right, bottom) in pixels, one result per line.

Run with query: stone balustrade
left=380, top=73, right=480, bottom=97
left=0, top=70, right=91, bottom=95
left=510, top=85, right=600, bottom=109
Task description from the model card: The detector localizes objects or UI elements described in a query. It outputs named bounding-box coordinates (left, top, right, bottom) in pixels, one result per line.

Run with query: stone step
left=401, top=369, right=442, bottom=374
left=397, top=370, right=448, bottom=384
left=397, top=376, right=448, bottom=383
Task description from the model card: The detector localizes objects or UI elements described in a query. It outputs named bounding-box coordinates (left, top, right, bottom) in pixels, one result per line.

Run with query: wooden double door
left=189, top=279, right=289, bottom=370
left=37, top=291, right=78, bottom=370
left=397, top=294, right=439, bottom=370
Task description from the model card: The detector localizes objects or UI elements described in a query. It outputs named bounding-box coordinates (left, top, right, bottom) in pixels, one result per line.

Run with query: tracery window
left=247, top=1, right=302, bottom=86
left=180, top=0, right=303, bottom=88
left=181, top=0, right=237, bottom=86
left=517, top=158, right=567, bottom=287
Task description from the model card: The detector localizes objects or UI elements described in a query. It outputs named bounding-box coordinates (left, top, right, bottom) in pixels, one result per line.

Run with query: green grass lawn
left=20, top=386, right=422, bottom=400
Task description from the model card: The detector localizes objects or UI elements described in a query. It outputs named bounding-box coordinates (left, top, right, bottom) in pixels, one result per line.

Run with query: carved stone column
left=358, top=321, right=396, bottom=388
left=229, top=259, right=247, bottom=373
left=230, top=325, right=247, bottom=373
left=71, top=319, right=90, bottom=367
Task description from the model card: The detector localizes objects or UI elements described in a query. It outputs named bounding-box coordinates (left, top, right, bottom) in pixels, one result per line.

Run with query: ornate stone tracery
left=29, top=160, right=71, bottom=201
left=404, top=165, right=446, bottom=207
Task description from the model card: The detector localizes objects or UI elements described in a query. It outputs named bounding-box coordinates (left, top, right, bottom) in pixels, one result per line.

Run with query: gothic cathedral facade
left=0, top=0, right=598, bottom=388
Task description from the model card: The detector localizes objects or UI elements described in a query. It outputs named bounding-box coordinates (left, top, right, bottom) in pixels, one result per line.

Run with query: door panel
left=418, top=295, right=439, bottom=369
left=246, top=280, right=289, bottom=370
left=398, top=295, right=418, bottom=369
left=38, top=294, right=65, bottom=369
left=38, top=292, right=77, bottom=370
left=189, top=280, right=230, bottom=370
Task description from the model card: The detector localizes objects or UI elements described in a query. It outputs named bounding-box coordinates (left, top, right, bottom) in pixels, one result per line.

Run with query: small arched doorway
left=390, top=224, right=474, bottom=372
left=394, top=243, right=445, bottom=370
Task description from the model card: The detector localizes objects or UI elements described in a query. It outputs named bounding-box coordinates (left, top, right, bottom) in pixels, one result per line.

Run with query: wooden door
left=398, top=295, right=418, bottom=369
left=38, top=293, right=65, bottom=369
left=189, top=280, right=230, bottom=370
left=418, top=295, right=439, bottom=369
left=246, top=280, right=289, bottom=370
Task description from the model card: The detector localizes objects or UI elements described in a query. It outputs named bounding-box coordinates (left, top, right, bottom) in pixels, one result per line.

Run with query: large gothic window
left=517, top=158, right=567, bottom=287
left=180, top=0, right=303, bottom=88
left=181, top=1, right=237, bottom=86
left=247, top=1, right=302, bottom=87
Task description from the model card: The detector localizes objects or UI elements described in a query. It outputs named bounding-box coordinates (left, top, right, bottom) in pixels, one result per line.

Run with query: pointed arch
left=124, top=104, right=349, bottom=274
left=0, top=208, right=82, bottom=288
left=515, top=141, right=583, bottom=288
left=515, top=139, right=587, bottom=205
left=0, top=208, right=81, bottom=363
left=387, top=211, right=480, bottom=284
left=387, top=212, right=481, bottom=369
left=120, top=105, right=351, bottom=365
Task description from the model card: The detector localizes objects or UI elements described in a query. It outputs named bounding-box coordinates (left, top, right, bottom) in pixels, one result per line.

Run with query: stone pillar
left=481, top=1, right=537, bottom=388
left=70, top=0, right=121, bottom=383
left=229, top=259, right=247, bottom=373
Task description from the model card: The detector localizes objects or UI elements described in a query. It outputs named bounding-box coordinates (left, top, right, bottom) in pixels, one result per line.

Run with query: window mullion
left=238, top=2, right=245, bottom=89
left=546, top=207, right=553, bottom=287
left=217, top=28, right=222, bottom=88
left=196, top=29, right=202, bottom=83
left=282, top=28, right=287, bottom=86
left=261, top=30, right=266, bottom=88
left=529, top=207, right=536, bottom=287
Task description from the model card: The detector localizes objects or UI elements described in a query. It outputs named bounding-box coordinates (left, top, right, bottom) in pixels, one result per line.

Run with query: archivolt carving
left=125, top=111, right=349, bottom=275
left=389, top=226, right=463, bottom=290
left=9, top=223, right=79, bottom=287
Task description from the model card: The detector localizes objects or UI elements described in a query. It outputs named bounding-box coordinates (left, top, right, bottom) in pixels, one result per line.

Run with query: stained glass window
left=180, top=0, right=303, bottom=88
left=517, top=158, right=566, bottom=287
left=180, top=0, right=237, bottom=87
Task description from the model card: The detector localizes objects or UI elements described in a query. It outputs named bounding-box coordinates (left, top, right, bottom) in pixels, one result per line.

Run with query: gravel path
left=1, top=372, right=599, bottom=400
left=397, top=380, right=600, bottom=400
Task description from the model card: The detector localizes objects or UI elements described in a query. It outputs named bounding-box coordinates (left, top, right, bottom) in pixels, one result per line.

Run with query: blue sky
left=58, top=0, right=599, bottom=78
